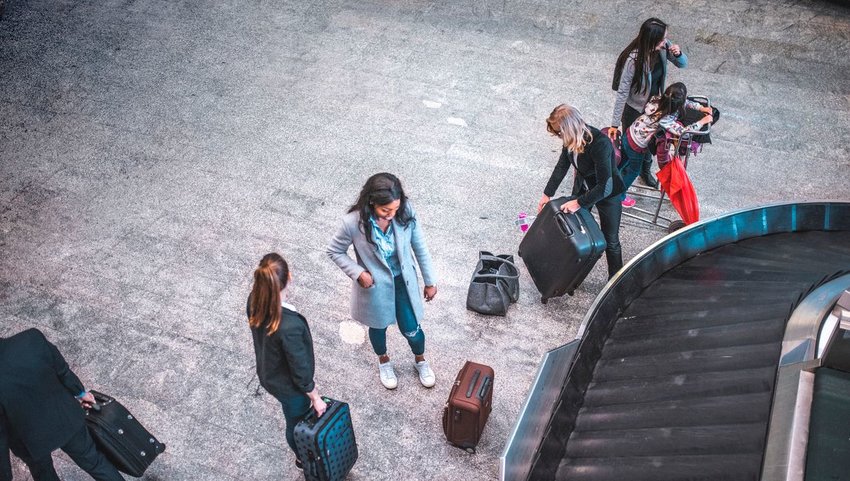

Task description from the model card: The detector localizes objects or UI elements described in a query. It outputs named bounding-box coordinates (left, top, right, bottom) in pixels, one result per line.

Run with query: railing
left=761, top=280, right=850, bottom=481
left=500, top=201, right=850, bottom=481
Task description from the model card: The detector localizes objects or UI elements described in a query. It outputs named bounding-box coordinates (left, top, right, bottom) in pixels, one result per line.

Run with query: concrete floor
left=1, top=0, right=849, bottom=480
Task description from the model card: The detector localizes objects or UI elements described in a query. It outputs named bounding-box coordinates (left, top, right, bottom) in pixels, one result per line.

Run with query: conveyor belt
left=551, top=231, right=850, bottom=481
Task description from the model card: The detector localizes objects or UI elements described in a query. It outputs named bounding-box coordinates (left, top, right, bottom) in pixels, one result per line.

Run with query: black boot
left=639, top=157, right=658, bottom=189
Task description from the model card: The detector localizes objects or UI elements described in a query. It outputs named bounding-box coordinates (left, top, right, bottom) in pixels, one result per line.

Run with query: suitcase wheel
left=541, top=296, right=548, bottom=304
left=567, top=290, right=575, bottom=296
left=667, top=220, right=687, bottom=233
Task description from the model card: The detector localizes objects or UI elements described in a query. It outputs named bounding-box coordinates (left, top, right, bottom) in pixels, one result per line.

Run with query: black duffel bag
left=466, top=251, right=520, bottom=316
left=85, top=390, right=166, bottom=477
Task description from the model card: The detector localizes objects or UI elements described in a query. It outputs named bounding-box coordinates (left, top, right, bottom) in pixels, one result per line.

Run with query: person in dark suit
left=0, top=328, right=123, bottom=481
left=247, top=253, right=327, bottom=469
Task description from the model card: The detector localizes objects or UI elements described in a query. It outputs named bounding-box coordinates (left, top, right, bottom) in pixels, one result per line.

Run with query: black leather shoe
left=295, top=460, right=304, bottom=470
left=640, top=172, right=659, bottom=189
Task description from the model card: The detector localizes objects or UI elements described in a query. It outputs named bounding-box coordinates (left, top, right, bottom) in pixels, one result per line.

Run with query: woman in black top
left=247, top=252, right=326, bottom=468
left=537, top=104, right=625, bottom=278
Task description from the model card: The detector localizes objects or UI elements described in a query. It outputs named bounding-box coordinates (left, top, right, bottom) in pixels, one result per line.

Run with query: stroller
left=622, top=96, right=719, bottom=233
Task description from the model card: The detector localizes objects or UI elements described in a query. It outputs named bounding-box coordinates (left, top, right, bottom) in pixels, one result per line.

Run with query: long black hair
left=612, top=18, right=667, bottom=95
left=348, top=173, right=413, bottom=246
left=652, top=82, right=688, bottom=121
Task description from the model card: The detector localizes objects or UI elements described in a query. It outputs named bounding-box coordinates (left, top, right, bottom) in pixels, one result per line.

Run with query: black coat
left=248, top=303, right=316, bottom=401
left=0, top=328, right=86, bottom=459
left=543, top=125, right=624, bottom=208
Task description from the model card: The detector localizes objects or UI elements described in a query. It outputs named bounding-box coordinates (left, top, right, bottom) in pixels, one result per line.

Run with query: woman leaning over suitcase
left=247, top=253, right=326, bottom=469
left=538, top=104, right=625, bottom=279
left=327, top=173, right=438, bottom=391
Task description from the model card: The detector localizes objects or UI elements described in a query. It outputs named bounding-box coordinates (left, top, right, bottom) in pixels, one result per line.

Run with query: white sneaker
left=378, top=361, right=398, bottom=390
left=414, top=360, right=436, bottom=388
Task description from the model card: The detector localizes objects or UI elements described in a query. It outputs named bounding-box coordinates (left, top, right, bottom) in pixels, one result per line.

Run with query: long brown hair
left=248, top=253, right=290, bottom=336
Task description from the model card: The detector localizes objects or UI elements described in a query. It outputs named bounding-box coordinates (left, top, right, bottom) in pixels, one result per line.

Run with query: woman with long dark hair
left=327, top=173, right=438, bottom=390
left=247, top=253, right=326, bottom=470
left=539, top=104, right=625, bottom=278
left=610, top=17, right=688, bottom=193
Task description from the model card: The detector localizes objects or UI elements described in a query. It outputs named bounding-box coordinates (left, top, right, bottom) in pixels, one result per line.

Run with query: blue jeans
left=281, top=394, right=311, bottom=458
left=368, top=275, right=426, bottom=356
left=619, top=134, right=648, bottom=199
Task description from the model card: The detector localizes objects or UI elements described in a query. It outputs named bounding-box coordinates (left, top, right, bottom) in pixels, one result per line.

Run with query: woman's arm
left=611, top=54, right=636, bottom=128
left=409, top=210, right=436, bottom=287
left=282, top=326, right=316, bottom=394
left=576, top=139, right=615, bottom=209
left=667, top=48, right=687, bottom=68
left=327, top=218, right=365, bottom=281
left=543, top=147, right=573, bottom=198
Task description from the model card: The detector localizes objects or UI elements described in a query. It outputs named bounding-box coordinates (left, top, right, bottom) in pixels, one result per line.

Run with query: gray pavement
left=2, top=0, right=849, bottom=480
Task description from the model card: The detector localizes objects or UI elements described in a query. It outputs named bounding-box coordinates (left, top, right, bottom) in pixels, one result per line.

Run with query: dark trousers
left=622, top=104, right=642, bottom=131
left=368, top=275, right=426, bottom=356
left=280, top=394, right=311, bottom=459
left=622, top=104, right=655, bottom=179
left=8, top=425, right=123, bottom=481
left=1, top=424, right=11, bottom=481
left=592, top=195, right=624, bottom=278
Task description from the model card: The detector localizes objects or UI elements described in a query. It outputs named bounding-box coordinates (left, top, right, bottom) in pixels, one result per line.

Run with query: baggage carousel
left=501, top=202, right=850, bottom=481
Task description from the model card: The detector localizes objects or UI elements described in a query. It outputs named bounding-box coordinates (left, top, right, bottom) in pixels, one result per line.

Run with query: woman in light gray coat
left=327, top=173, right=438, bottom=390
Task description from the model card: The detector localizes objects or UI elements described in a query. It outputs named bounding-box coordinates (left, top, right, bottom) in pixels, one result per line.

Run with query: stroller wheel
left=667, top=220, right=687, bottom=233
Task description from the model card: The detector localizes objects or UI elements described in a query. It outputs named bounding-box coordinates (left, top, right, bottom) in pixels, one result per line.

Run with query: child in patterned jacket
left=620, top=82, right=713, bottom=206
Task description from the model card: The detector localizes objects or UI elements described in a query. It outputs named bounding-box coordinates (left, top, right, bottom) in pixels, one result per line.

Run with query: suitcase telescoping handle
left=465, top=370, right=481, bottom=398
left=478, top=376, right=492, bottom=401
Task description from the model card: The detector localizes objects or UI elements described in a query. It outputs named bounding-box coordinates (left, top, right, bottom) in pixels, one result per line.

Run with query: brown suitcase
left=442, top=361, right=494, bottom=453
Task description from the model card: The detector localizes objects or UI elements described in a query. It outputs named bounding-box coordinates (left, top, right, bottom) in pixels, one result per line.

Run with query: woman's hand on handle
left=77, top=391, right=96, bottom=409
left=424, top=285, right=437, bottom=302
left=560, top=199, right=581, bottom=214
left=537, top=195, right=551, bottom=213
left=307, top=389, right=327, bottom=417
left=357, top=271, right=374, bottom=288
left=700, top=114, right=714, bottom=126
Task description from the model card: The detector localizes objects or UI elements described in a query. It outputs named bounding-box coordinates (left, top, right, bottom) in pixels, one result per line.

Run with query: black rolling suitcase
left=518, top=197, right=606, bottom=303
left=85, top=390, right=166, bottom=477
left=293, top=397, right=358, bottom=481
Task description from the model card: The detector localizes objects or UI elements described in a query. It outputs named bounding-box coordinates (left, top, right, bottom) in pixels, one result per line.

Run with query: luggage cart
left=621, top=96, right=712, bottom=233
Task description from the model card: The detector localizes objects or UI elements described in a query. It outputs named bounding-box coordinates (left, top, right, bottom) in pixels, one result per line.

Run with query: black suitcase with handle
left=519, top=196, right=606, bottom=303
left=85, top=390, right=166, bottom=477
left=293, top=397, right=358, bottom=481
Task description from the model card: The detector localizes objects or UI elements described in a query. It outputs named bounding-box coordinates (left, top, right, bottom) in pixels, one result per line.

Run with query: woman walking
left=327, top=173, right=438, bottom=390
left=610, top=17, right=687, bottom=195
left=247, top=253, right=326, bottom=470
left=539, top=104, right=625, bottom=278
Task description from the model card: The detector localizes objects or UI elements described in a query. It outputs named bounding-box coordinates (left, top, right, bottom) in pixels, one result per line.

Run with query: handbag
left=466, top=251, right=520, bottom=316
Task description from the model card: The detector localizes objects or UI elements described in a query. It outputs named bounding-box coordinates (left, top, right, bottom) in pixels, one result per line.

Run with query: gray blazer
left=327, top=204, right=436, bottom=329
